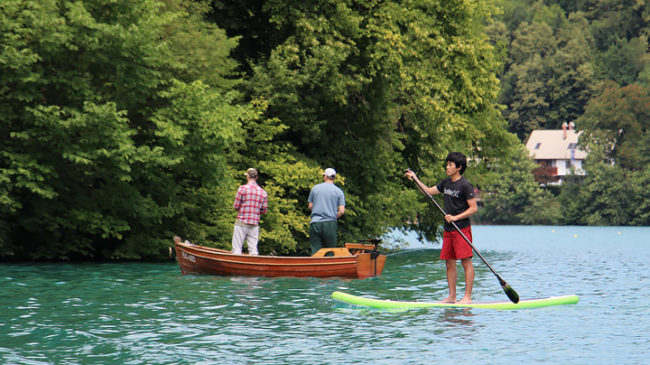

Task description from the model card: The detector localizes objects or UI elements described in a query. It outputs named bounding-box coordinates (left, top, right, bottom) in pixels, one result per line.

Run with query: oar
left=406, top=168, right=519, bottom=303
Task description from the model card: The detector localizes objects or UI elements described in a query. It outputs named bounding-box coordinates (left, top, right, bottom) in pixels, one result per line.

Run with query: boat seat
left=344, top=243, right=377, bottom=254
left=311, top=247, right=353, bottom=257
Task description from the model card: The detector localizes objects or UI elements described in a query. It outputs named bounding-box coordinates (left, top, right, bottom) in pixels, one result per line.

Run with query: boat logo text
left=182, top=252, right=196, bottom=263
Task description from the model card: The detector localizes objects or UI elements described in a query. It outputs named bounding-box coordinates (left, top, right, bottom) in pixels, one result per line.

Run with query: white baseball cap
left=323, top=168, right=336, bottom=178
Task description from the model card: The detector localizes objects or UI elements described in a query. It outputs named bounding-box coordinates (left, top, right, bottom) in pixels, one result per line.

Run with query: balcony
left=533, top=165, right=559, bottom=184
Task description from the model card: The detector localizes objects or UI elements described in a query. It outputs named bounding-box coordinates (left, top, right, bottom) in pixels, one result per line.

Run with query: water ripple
left=1, top=227, right=650, bottom=364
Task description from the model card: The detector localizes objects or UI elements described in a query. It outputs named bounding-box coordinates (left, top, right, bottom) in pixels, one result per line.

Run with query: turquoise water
left=2, top=226, right=649, bottom=364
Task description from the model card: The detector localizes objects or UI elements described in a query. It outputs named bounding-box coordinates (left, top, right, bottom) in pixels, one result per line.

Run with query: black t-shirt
left=435, top=177, right=475, bottom=231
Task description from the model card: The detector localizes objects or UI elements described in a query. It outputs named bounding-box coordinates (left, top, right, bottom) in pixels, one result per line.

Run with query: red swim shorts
left=440, top=226, right=473, bottom=260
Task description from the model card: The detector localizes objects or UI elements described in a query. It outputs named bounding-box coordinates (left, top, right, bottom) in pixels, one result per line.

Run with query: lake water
left=1, top=226, right=649, bottom=364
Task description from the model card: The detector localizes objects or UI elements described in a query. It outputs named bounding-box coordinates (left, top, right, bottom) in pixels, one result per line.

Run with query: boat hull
left=174, top=239, right=385, bottom=279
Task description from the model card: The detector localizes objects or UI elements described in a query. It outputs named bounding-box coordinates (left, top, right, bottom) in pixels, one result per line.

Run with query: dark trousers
left=309, top=220, right=338, bottom=255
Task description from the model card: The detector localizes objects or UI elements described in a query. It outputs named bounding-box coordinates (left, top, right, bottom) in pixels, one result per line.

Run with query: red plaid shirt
left=233, top=182, right=268, bottom=225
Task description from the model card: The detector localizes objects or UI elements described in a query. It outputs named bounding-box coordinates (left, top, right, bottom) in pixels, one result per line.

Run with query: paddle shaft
left=408, top=172, right=509, bottom=287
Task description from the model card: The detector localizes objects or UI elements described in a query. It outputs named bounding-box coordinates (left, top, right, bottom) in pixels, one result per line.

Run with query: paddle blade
left=502, top=283, right=519, bottom=303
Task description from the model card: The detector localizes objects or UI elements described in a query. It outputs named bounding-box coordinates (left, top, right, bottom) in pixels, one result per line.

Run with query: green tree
left=630, top=165, right=650, bottom=225
left=594, top=37, right=648, bottom=85
left=586, top=0, right=648, bottom=51
left=0, top=0, right=255, bottom=259
left=236, top=0, right=515, bottom=243
left=504, top=53, right=550, bottom=139
left=544, top=12, right=595, bottom=128
left=566, top=79, right=649, bottom=226
left=559, top=152, right=634, bottom=226
left=577, top=81, right=650, bottom=171
left=499, top=20, right=555, bottom=139
left=479, top=145, right=559, bottom=224
left=161, top=0, right=241, bottom=91
left=499, top=9, right=595, bottom=139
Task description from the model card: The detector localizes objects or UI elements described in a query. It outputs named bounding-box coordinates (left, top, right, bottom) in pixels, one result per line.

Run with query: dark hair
left=445, top=152, right=467, bottom=175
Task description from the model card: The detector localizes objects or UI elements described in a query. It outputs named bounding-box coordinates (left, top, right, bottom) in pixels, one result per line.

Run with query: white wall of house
left=550, top=159, right=585, bottom=178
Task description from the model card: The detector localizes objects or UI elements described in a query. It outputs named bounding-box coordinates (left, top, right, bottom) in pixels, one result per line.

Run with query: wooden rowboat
left=173, top=236, right=386, bottom=279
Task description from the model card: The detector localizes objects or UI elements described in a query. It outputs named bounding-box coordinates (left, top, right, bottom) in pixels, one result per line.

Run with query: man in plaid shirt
left=231, top=168, right=268, bottom=255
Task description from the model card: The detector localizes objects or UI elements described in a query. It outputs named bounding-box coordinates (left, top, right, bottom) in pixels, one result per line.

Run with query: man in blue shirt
left=308, top=168, right=345, bottom=255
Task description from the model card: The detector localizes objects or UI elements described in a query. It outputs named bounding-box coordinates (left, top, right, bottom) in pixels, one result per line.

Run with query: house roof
left=525, top=130, right=588, bottom=160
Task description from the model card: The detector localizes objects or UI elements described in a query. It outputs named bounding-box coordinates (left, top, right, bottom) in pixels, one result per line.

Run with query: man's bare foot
left=457, top=296, right=472, bottom=304
left=438, top=297, right=457, bottom=304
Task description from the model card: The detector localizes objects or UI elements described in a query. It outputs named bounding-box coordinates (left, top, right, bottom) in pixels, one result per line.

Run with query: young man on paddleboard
left=405, top=152, right=478, bottom=304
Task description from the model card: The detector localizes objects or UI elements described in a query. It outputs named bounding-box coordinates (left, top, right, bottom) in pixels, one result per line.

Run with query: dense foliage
left=0, top=0, right=259, bottom=259
left=223, top=0, right=516, bottom=246
left=479, top=0, right=649, bottom=226
left=1, top=0, right=647, bottom=260
left=494, top=0, right=649, bottom=140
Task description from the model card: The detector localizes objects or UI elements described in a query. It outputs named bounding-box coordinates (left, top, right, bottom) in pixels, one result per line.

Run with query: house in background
left=524, top=122, right=588, bottom=185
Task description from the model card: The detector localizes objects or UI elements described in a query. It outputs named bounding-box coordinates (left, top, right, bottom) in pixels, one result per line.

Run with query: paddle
left=406, top=168, right=520, bottom=304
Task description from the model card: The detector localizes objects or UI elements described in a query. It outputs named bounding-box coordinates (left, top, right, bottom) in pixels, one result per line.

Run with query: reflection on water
left=440, top=308, right=474, bottom=327
left=1, top=226, right=649, bottom=364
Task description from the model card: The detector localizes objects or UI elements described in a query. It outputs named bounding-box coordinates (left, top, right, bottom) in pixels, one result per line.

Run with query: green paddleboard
left=331, top=291, right=579, bottom=310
